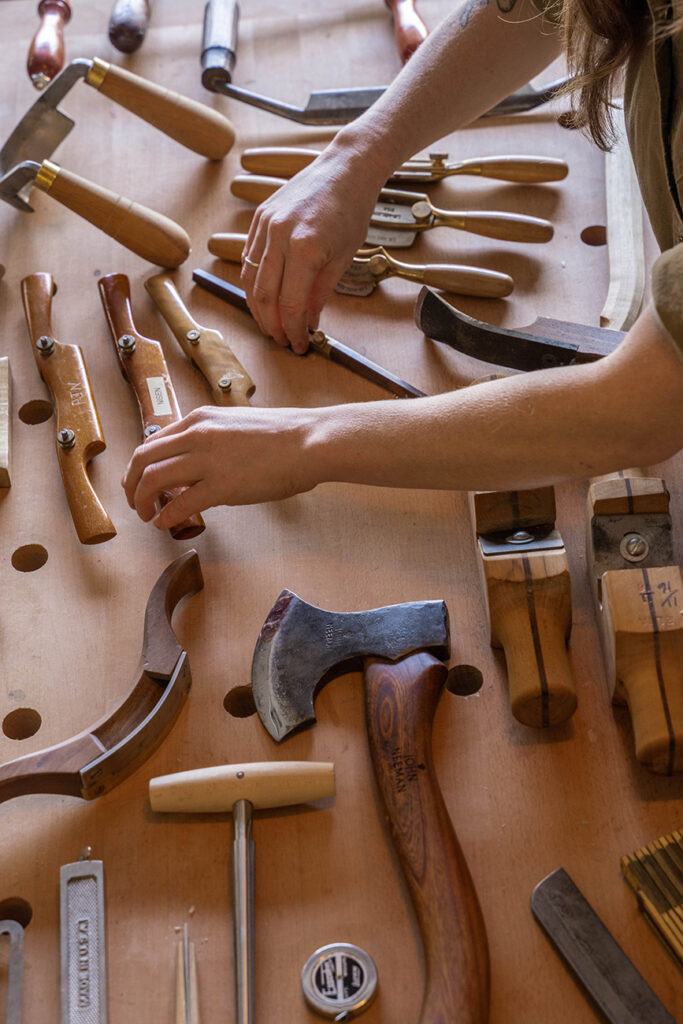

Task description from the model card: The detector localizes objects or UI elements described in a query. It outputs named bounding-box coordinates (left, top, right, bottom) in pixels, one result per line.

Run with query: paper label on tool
left=146, top=376, right=172, bottom=416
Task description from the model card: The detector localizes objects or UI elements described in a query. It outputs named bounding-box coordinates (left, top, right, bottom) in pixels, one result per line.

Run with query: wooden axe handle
left=385, top=0, right=429, bottom=63
left=364, top=651, right=489, bottom=1024
left=27, top=0, right=71, bottom=87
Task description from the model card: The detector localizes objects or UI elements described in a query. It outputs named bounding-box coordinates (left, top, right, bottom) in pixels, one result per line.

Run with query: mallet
left=149, top=761, right=335, bottom=1024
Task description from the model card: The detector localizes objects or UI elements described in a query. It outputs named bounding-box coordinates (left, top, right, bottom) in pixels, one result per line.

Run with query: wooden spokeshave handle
left=364, top=651, right=489, bottom=1024
left=145, top=273, right=255, bottom=407
left=98, top=272, right=205, bottom=540
left=27, top=0, right=71, bottom=88
left=419, top=202, right=554, bottom=243
left=20, top=271, right=116, bottom=545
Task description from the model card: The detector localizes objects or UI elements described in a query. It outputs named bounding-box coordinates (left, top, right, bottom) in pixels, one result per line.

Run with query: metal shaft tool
left=150, top=761, right=336, bottom=1024
left=60, top=852, right=108, bottom=1024
left=0, top=920, right=24, bottom=1024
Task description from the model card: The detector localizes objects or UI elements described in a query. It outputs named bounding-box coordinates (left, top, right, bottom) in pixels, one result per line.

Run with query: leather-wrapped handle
left=427, top=205, right=554, bottom=243
left=34, top=160, right=190, bottom=267
left=364, top=651, right=490, bottom=1024
left=85, top=58, right=235, bottom=159
left=27, top=0, right=71, bottom=88
left=385, top=0, right=429, bottom=63
left=108, top=0, right=152, bottom=53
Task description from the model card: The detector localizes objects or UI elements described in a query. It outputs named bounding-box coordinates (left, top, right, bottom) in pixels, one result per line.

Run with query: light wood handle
left=453, top=155, right=568, bottom=183
left=208, top=232, right=247, bottom=262
left=108, top=0, right=152, bottom=54
left=150, top=761, right=336, bottom=812
left=85, top=58, right=235, bottom=159
left=230, top=174, right=283, bottom=203
left=36, top=161, right=190, bottom=267
left=27, top=0, right=70, bottom=87
left=420, top=263, right=512, bottom=297
left=436, top=208, right=554, bottom=243
left=484, top=551, right=576, bottom=727
left=364, top=651, right=489, bottom=1024
left=241, top=147, right=318, bottom=177
left=385, top=0, right=429, bottom=63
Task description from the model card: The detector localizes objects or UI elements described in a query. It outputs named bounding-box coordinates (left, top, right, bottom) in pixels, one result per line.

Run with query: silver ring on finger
left=242, top=254, right=261, bottom=270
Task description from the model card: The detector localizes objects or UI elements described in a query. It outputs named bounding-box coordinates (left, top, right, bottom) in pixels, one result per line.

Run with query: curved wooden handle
left=58, top=442, right=117, bottom=544
left=484, top=551, right=577, bottom=727
left=420, top=263, right=513, bottom=298
left=453, top=155, right=568, bottom=183
left=208, top=231, right=248, bottom=262
left=433, top=207, right=554, bottom=243
left=35, top=161, right=190, bottom=267
left=27, top=0, right=70, bottom=87
left=241, top=147, right=318, bottom=177
left=385, top=0, right=429, bottom=63
left=108, top=0, right=152, bottom=54
left=364, top=651, right=489, bottom=1024
left=85, top=58, right=235, bottom=159
left=230, top=174, right=283, bottom=203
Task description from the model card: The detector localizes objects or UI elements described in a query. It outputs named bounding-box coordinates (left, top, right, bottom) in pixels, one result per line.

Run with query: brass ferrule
left=35, top=160, right=60, bottom=193
left=85, top=57, right=109, bottom=91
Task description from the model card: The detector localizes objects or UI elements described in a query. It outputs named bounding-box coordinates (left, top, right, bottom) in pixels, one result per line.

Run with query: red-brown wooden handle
left=109, top=0, right=152, bottom=53
left=385, top=0, right=429, bottom=63
left=27, top=0, right=71, bottom=88
left=363, top=651, right=490, bottom=1024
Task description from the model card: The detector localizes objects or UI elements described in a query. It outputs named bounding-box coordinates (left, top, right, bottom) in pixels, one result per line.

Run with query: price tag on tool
left=301, top=943, right=377, bottom=1020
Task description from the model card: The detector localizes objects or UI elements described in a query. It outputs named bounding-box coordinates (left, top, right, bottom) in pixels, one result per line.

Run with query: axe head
left=251, top=590, right=450, bottom=742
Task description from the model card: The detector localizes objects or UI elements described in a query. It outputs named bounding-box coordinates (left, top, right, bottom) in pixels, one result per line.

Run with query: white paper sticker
left=146, top=376, right=172, bottom=416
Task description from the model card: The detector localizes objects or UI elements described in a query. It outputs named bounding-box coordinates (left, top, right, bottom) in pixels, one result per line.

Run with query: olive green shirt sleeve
left=651, top=243, right=683, bottom=358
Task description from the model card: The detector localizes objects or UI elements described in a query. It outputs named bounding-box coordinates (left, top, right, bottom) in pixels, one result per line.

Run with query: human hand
left=121, top=405, right=319, bottom=530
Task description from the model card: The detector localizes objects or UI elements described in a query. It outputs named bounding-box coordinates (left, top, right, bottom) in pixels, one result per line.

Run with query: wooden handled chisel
left=21, top=271, right=116, bottom=545
left=27, top=0, right=71, bottom=89
left=98, top=273, right=205, bottom=540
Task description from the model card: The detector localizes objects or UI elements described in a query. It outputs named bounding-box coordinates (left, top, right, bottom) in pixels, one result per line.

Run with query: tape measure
left=301, top=942, right=377, bottom=1020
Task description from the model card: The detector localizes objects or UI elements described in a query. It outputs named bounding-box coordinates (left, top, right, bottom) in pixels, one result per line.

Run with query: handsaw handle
left=108, top=0, right=152, bottom=54
left=425, top=204, right=554, bottom=243
left=85, top=57, right=235, bottom=159
left=230, top=174, right=283, bottom=203
left=27, top=0, right=71, bottom=88
left=34, top=160, right=190, bottom=267
left=385, top=0, right=429, bottom=63
left=363, top=651, right=489, bottom=1024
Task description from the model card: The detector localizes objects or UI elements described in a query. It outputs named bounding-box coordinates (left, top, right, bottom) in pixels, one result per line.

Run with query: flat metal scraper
left=61, top=853, right=108, bottom=1024
left=531, top=867, right=677, bottom=1024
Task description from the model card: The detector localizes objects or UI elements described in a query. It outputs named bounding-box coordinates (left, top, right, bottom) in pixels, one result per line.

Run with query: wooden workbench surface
left=0, top=1, right=680, bottom=1021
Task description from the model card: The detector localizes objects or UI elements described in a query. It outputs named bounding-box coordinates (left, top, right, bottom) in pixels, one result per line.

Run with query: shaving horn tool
left=146, top=273, right=255, bottom=406
left=240, top=145, right=568, bottom=185
left=98, top=274, right=205, bottom=540
left=192, top=268, right=427, bottom=399
left=27, top=0, right=71, bottom=89
left=21, top=272, right=116, bottom=544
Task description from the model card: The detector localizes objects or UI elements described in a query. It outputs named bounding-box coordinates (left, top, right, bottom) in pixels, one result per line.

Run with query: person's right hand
left=240, top=134, right=389, bottom=353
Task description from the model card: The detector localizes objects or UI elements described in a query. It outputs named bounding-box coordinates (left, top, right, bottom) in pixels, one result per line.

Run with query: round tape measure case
left=301, top=942, right=377, bottom=1019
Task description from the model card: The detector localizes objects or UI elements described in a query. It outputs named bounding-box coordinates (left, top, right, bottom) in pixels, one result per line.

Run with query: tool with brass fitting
left=27, top=0, right=71, bottom=89
left=0, top=919, right=24, bottom=1024
left=0, top=356, right=11, bottom=488
left=240, top=145, right=569, bottom=186
left=21, top=271, right=116, bottom=544
left=98, top=273, right=205, bottom=540
left=621, top=827, right=683, bottom=967
left=230, top=174, right=554, bottom=248
left=145, top=273, right=255, bottom=407
left=60, top=850, right=108, bottom=1024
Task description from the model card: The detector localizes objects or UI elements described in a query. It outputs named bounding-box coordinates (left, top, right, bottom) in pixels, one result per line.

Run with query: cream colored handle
left=452, top=155, right=568, bottom=183
left=241, top=146, right=318, bottom=177
left=36, top=161, right=190, bottom=267
left=433, top=207, right=554, bottom=243
left=150, top=761, right=336, bottom=812
left=86, top=58, right=235, bottom=159
left=230, top=174, right=284, bottom=203
left=420, top=263, right=512, bottom=298
left=208, top=231, right=248, bottom=262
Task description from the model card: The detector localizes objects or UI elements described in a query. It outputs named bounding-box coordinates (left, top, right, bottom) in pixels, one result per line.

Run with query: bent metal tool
left=150, top=761, right=336, bottom=1024
left=192, top=268, right=427, bottom=398
left=240, top=145, right=569, bottom=186
left=0, top=549, right=203, bottom=804
left=98, top=273, right=205, bottom=540
left=0, top=919, right=24, bottom=1024
left=61, top=851, right=108, bottom=1024
left=27, top=0, right=71, bottom=89
left=251, top=590, right=490, bottom=1024
left=21, top=271, right=116, bottom=545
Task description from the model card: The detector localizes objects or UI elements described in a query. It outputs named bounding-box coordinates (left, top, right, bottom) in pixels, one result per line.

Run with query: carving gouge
left=109, top=0, right=153, bottom=54
left=207, top=231, right=513, bottom=298
left=146, top=272, right=256, bottom=406
left=192, top=268, right=427, bottom=398
left=386, top=0, right=429, bottom=62
left=27, top=0, right=71, bottom=89
left=98, top=274, right=206, bottom=540
left=21, top=271, right=116, bottom=545
left=230, top=174, right=554, bottom=248
left=240, top=146, right=569, bottom=185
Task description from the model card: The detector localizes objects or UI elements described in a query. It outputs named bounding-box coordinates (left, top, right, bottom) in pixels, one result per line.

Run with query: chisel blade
left=531, top=868, right=677, bottom=1024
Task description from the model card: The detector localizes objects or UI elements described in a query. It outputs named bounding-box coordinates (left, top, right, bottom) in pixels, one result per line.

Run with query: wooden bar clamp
left=471, top=486, right=577, bottom=728
left=587, top=471, right=682, bottom=774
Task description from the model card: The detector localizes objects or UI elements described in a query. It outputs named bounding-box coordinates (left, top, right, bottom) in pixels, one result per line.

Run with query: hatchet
left=251, top=589, right=490, bottom=1024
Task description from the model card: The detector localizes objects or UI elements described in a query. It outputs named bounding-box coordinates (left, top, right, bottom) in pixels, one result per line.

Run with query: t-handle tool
left=21, top=271, right=116, bottom=544
left=109, top=0, right=153, bottom=53
left=385, top=0, right=429, bottom=62
left=251, top=590, right=489, bottom=1024
left=150, top=761, right=336, bottom=1024
left=27, top=0, right=71, bottom=89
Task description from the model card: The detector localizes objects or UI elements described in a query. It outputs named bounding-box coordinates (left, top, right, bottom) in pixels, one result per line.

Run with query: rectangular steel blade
left=531, top=868, right=677, bottom=1024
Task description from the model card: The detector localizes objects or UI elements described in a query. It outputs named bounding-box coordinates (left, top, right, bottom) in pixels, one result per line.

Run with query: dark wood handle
left=385, top=0, right=429, bottom=63
left=108, top=0, right=152, bottom=53
left=363, top=651, right=489, bottom=1024
left=27, top=0, right=71, bottom=88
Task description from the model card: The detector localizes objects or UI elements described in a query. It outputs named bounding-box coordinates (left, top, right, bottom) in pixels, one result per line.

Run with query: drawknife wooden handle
left=364, top=651, right=489, bottom=1024
left=385, top=0, right=429, bottom=63
left=428, top=206, right=554, bottom=243
left=451, top=155, right=567, bottom=183
left=84, top=57, right=235, bottom=159
left=208, top=231, right=248, bottom=261
left=109, top=0, right=152, bottom=53
left=27, top=0, right=70, bottom=88
left=231, top=174, right=283, bottom=203
left=21, top=272, right=116, bottom=545
left=34, top=160, right=190, bottom=267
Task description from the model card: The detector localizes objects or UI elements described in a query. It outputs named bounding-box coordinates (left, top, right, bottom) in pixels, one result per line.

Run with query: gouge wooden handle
left=27, top=0, right=70, bottom=88
left=108, top=0, right=152, bottom=53
left=85, top=58, right=235, bottom=159
left=431, top=206, right=554, bottom=243
left=601, top=566, right=682, bottom=775
left=241, top=147, right=317, bottom=177
left=385, top=0, right=429, bottom=63
left=208, top=231, right=247, bottom=261
left=364, top=651, right=489, bottom=1024
left=230, top=174, right=283, bottom=203
left=34, top=160, right=190, bottom=267
left=451, top=155, right=568, bottom=183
